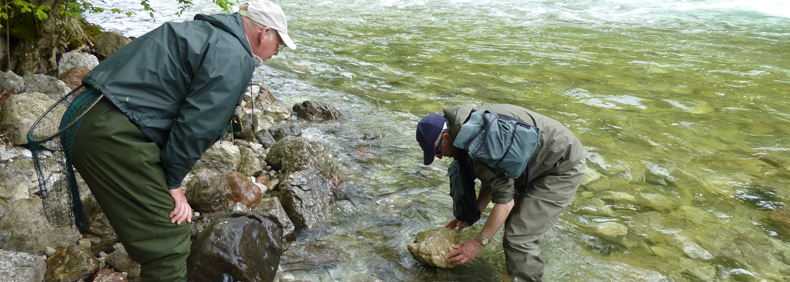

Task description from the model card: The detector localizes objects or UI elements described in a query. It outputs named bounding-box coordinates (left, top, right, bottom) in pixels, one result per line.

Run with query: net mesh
left=27, top=86, right=102, bottom=233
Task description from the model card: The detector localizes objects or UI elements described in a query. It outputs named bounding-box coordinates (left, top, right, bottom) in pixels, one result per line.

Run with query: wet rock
left=1, top=92, right=61, bottom=145
left=290, top=65, right=309, bottom=74
left=0, top=145, right=31, bottom=162
left=91, top=268, right=128, bottom=282
left=249, top=84, right=277, bottom=105
left=278, top=168, right=335, bottom=230
left=266, top=136, right=334, bottom=179
left=280, top=242, right=344, bottom=271
left=0, top=165, right=32, bottom=201
left=350, top=147, right=376, bottom=163
left=92, top=31, right=131, bottom=58
left=637, top=193, right=679, bottom=211
left=253, top=197, right=295, bottom=241
left=756, top=153, right=787, bottom=168
left=1, top=71, right=25, bottom=93
left=187, top=211, right=283, bottom=282
left=24, top=74, right=70, bottom=100
left=106, top=243, right=140, bottom=280
left=766, top=207, right=790, bottom=233
left=407, top=228, right=460, bottom=268
left=263, top=102, right=293, bottom=122
left=45, top=244, right=99, bottom=282
left=0, top=249, right=46, bottom=282
left=57, top=66, right=91, bottom=90
left=675, top=235, right=712, bottom=261
left=185, top=170, right=262, bottom=213
left=57, top=51, right=99, bottom=76
left=269, top=123, right=302, bottom=141
left=0, top=199, right=82, bottom=255
left=293, top=100, right=342, bottom=122
left=582, top=167, right=603, bottom=186
left=192, top=141, right=241, bottom=173
left=595, top=222, right=629, bottom=239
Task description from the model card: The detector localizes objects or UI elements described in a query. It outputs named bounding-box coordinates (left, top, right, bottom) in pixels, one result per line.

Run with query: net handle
left=27, top=86, right=104, bottom=144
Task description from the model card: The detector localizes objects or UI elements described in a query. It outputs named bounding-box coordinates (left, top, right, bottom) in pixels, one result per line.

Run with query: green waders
left=503, top=138, right=586, bottom=282
left=72, top=97, right=191, bottom=282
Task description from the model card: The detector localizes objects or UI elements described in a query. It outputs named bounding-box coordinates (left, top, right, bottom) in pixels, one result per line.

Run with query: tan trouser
left=503, top=145, right=586, bottom=282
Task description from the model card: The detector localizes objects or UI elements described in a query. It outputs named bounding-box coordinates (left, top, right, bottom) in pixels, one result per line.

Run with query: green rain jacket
left=82, top=13, right=256, bottom=190
left=443, top=104, right=585, bottom=204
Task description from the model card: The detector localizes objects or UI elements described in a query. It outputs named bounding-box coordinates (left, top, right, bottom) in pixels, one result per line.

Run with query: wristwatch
left=478, top=233, right=490, bottom=246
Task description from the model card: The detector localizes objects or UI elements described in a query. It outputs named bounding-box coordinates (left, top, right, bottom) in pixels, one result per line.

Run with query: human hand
left=169, top=187, right=192, bottom=225
left=445, top=238, right=484, bottom=265
left=444, top=218, right=469, bottom=232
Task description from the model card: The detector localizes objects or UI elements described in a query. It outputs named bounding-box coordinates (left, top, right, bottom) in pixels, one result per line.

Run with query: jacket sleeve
left=160, top=49, right=253, bottom=190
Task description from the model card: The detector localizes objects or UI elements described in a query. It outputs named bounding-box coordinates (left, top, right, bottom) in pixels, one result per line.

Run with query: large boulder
left=278, top=168, right=335, bottom=230
left=0, top=199, right=82, bottom=255
left=1, top=70, right=25, bottom=93
left=45, top=244, right=100, bottom=282
left=268, top=123, right=301, bottom=142
left=0, top=249, right=46, bottom=282
left=185, top=170, right=262, bottom=213
left=407, top=228, right=460, bottom=268
left=92, top=31, right=131, bottom=58
left=24, top=74, right=70, bottom=100
left=192, top=141, right=241, bottom=174
left=262, top=102, right=292, bottom=122
left=57, top=51, right=99, bottom=75
left=187, top=211, right=283, bottom=282
left=0, top=165, right=32, bottom=201
left=292, top=100, right=342, bottom=122
left=1, top=92, right=61, bottom=145
left=265, top=136, right=334, bottom=179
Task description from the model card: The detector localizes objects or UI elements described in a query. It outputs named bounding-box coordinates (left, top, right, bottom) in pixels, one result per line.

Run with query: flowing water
left=84, top=0, right=790, bottom=281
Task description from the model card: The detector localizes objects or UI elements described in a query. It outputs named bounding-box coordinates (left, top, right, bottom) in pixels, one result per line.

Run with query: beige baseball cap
left=240, top=1, right=296, bottom=50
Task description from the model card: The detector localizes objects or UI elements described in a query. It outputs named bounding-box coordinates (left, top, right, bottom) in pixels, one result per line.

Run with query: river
left=84, top=0, right=790, bottom=281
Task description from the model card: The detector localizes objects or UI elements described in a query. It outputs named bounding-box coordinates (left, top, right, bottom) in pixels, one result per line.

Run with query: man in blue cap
left=416, top=104, right=586, bottom=281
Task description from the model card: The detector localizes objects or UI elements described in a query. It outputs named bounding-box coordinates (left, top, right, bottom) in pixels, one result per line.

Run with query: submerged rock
left=407, top=228, right=460, bottom=268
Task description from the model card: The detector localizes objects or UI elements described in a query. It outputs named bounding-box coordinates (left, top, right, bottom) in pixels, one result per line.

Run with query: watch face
left=482, top=238, right=490, bottom=245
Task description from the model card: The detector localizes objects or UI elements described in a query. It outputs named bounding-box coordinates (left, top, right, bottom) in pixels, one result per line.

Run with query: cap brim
left=277, top=31, right=297, bottom=50
left=419, top=142, right=436, bottom=165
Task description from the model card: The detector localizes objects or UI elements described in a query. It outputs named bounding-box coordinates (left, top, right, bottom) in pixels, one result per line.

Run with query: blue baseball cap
left=416, top=113, right=447, bottom=165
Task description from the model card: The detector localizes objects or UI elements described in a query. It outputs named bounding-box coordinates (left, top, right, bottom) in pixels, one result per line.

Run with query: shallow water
left=85, top=0, right=790, bottom=281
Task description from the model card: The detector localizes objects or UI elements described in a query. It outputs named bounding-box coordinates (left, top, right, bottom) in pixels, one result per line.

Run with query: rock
left=0, top=145, right=32, bottom=162
left=1, top=71, right=25, bottom=93
left=638, top=193, right=679, bottom=211
left=57, top=51, right=99, bottom=75
left=192, top=141, right=241, bottom=173
left=57, top=66, right=91, bottom=90
left=106, top=243, right=140, bottom=280
left=278, top=168, right=335, bottom=230
left=0, top=199, right=82, bottom=255
left=280, top=242, right=344, bottom=271
left=187, top=211, right=283, bottom=282
left=766, top=207, right=790, bottom=234
left=238, top=145, right=264, bottom=177
left=676, top=235, right=713, bottom=261
left=269, top=123, right=301, bottom=141
left=1, top=92, right=61, bottom=145
left=757, top=153, right=787, bottom=168
left=45, top=244, right=100, bottom=282
left=186, top=170, right=262, bottom=213
left=595, top=222, right=629, bottom=239
left=92, top=31, right=131, bottom=58
left=0, top=249, right=46, bottom=282
left=0, top=165, right=32, bottom=201
left=91, top=268, right=128, bottom=282
left=253, top=197, right=295, bottom=241
left=265, top=136, right=334, bottom=179
left=293, top=100, right=342, bottom=122
left=255, top=129, right=277, bottom=149
left=350, top=147, right=376, bottom=163
left=252, top=84, right=277, bottom=105
left=24, top=74, right=70, bottom=100
left=263, top=102, right=292, bottom=122
left=83, top=196, right=119, bottom=254
left=407, top=228, right=460, bottom=268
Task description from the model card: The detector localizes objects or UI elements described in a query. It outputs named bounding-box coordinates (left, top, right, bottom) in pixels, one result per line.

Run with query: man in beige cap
left=69, top=1, right=295, bottom=282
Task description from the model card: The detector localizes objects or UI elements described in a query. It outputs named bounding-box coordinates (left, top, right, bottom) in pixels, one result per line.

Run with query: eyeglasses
left=278, top=44, right=287, bottom=52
